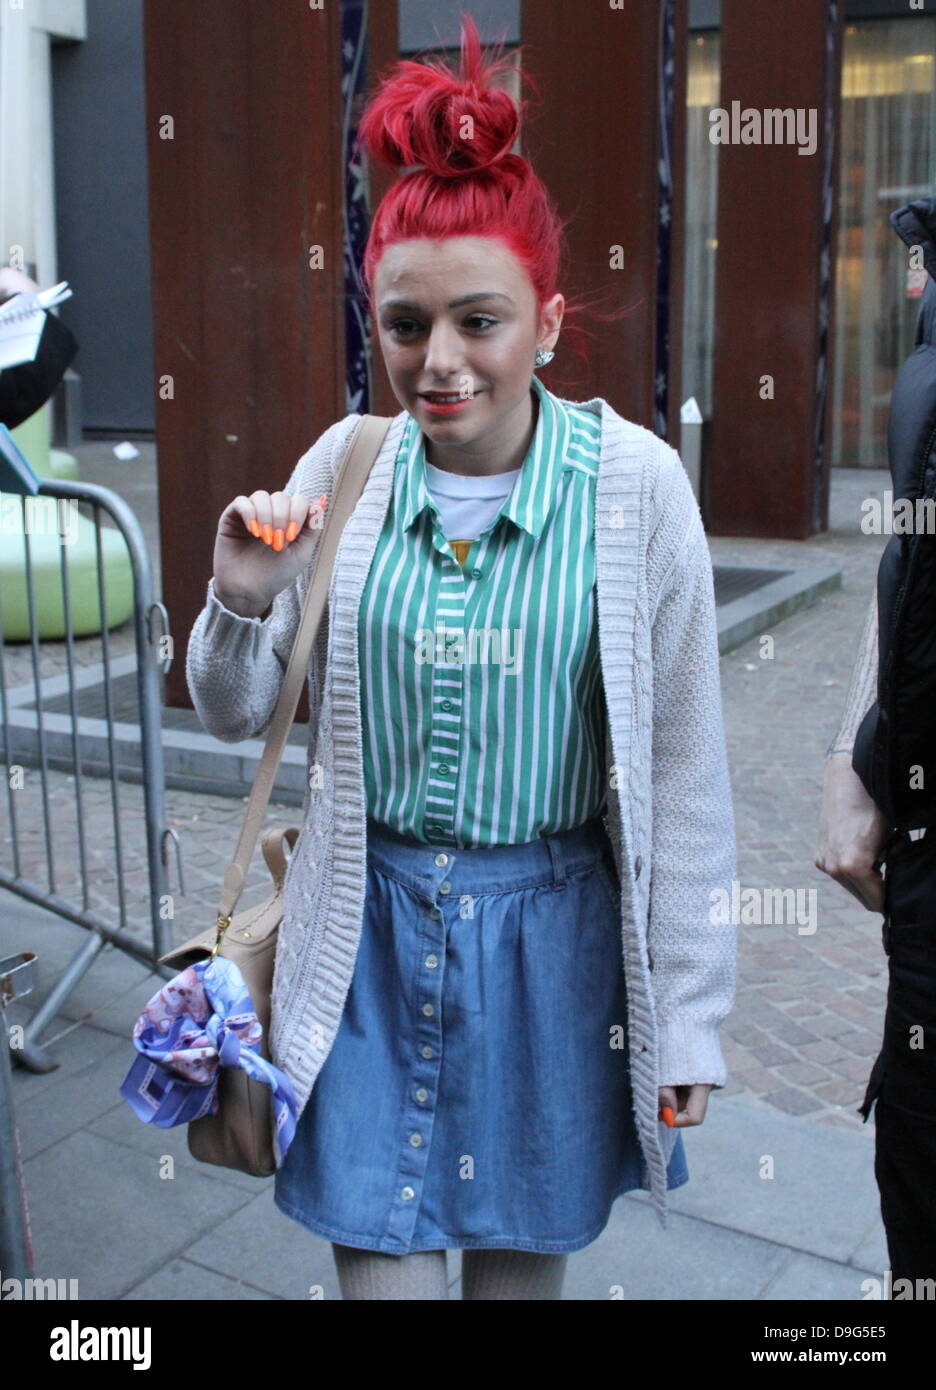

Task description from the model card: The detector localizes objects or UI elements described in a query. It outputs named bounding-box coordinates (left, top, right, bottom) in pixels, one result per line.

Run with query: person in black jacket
left=0, top=267, right=78, bottom=430
left=817, top=198, right=936, bottom=1291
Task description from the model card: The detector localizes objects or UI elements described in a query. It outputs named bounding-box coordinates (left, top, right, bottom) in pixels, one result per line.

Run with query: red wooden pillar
left=521, top=0, right=688, bottom=439
left=366, top=4, right=407, bottom=421
left=143, top=0, right=397, bottom=711
left=708, top=0, right=844, bottom=538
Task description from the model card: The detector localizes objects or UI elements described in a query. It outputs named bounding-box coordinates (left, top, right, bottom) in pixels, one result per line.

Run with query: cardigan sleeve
left=829, top=587, right=878, bottom=756
left=647, top=456, right=737, bottom=1090
left=184, top=414, right=361, bottom=743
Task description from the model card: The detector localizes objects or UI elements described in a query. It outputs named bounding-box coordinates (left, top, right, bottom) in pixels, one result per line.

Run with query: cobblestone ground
left=0, top=443, right=897, bottom=1133
left=712, top=467, right=892, bottom=1131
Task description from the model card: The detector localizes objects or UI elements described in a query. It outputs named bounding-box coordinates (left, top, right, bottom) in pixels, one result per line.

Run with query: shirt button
left=415, top=1087, right=429, bottom=1102
left=435, top=853, right=449, bottom=867
left=422, top=1002, right=434, bottom=1016
left=409, top=1133, right=423, bottom=1147
left=401, top=1186, right=415, bottom=1201
left=438, top=880, right=451, bottom=894
left=441, top=699, right=453, bottom=712
left=421, top=1044, right=434, bottom=1059
left=425, top=954, right=438, bottom=968
left=471, top=567, right=482, bottom=579
left=437, top=763, right=449, bottom=775
left=429, top=906, right=441, bottom=920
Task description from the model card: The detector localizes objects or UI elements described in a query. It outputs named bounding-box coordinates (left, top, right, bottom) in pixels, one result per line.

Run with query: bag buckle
left=211, top=912, right=233, bottom=959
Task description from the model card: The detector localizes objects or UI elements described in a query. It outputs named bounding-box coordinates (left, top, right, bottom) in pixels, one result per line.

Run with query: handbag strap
left=211, top=414, right=393, bottom=945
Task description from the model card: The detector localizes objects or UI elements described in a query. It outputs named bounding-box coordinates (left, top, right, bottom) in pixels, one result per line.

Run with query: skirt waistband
left=364, top=814, right=613, bottom=898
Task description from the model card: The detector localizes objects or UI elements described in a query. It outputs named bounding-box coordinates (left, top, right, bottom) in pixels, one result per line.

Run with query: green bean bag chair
left=1, top=427, right=134, bottom=641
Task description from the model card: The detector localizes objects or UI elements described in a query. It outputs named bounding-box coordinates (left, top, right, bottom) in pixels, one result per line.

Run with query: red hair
left=353, top=13, right=635, bottom=389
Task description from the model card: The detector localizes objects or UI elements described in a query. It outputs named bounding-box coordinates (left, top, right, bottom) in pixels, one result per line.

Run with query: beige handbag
left=160, top=414, right=393, bottom=1176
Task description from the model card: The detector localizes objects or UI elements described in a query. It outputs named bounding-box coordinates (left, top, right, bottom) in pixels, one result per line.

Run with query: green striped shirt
left=358, top=372, right=608, bottom=847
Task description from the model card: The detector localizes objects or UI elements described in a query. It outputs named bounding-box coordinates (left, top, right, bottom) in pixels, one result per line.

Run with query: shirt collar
left=397, top=372, right=572, bottom=539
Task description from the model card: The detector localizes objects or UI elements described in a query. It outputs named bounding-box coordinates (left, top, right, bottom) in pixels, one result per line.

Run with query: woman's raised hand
left=212, top=489, right=328, bottom=619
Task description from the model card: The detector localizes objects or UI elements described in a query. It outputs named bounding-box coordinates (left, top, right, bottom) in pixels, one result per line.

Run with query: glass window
left=683, top=17, right=936, bottom=471
left=832, top=17, right=936, bottom=468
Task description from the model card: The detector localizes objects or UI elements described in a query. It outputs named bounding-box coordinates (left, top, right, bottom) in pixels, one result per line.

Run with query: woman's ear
left=538, top=292, right=564, bottom=353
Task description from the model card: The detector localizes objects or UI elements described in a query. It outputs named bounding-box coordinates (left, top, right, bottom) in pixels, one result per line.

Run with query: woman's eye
left=387, top=315, right=498, bottom=337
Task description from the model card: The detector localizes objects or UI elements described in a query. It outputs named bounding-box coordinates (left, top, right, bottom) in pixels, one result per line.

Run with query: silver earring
left=534, top=347, right=555, bottom=368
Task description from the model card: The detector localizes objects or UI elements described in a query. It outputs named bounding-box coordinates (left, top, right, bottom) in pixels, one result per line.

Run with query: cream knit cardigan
left=186, top=395, right=738, bottom=1228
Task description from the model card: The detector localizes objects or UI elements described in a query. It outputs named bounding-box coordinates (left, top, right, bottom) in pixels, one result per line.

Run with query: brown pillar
left=521, top=0, right=688, bottom=439
left=708, top=0, right=844, bottom=538
left=144, top=0, right=397, bottom=711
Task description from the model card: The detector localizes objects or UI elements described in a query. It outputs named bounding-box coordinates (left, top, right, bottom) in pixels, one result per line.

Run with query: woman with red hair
left=187, top=13, right=736, bottom=1300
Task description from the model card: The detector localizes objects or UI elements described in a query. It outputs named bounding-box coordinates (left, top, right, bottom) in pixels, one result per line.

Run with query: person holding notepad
left=0, top=267, right=78, bottom=430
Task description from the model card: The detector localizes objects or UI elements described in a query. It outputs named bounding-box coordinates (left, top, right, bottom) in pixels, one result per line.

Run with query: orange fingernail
left=248, top=519, right=261, bottom=538
left=660, top=1106, right=675, bottom=1128
left=273, top=528, right=284, bottom=551
left=262, top=523, right=273, bottom=545
left=285, top=521, right=299, bottom=542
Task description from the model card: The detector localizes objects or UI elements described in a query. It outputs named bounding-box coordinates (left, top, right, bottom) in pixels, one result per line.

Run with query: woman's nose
left=423, top=323, right=463, bottom=376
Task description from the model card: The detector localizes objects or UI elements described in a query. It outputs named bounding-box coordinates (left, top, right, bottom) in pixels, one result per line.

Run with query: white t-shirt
left=424, top=459, right=522, bottom=542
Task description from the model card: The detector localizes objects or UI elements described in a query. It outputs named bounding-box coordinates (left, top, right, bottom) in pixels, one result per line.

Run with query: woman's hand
left=212, top=489, right=328, bottom=619
left=815, top=753, right=889, bottom=912
left=659, top=1083, right=712, bottom=1127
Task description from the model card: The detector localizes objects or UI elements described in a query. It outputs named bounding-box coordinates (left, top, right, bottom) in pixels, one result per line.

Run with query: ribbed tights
left=332, top=1242, right=568, bottom=1300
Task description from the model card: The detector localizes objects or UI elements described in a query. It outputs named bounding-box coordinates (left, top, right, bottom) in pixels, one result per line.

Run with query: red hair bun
left=357, top=14, right=523, bottom=180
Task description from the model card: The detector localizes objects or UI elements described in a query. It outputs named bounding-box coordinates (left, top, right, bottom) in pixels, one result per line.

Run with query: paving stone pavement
left=711, top=466, right=892, bottom=1130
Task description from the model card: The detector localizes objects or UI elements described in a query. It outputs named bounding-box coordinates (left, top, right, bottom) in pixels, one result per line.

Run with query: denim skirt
left=273, top=813, right=688, bottom=1254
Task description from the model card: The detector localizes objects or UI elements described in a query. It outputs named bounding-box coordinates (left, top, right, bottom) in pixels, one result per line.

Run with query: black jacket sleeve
left=0, top=311, right=79, bottom=430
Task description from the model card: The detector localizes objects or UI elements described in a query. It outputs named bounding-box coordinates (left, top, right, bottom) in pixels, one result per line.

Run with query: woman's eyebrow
left=379, top=292, right=514, bottom=312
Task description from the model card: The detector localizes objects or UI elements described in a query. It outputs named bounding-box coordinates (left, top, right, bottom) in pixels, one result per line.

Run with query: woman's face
left=372, top=236, right=563, bottom=446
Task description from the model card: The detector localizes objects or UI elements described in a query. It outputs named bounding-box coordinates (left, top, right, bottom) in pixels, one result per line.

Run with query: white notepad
left=0, top=281, right=73, bottom=370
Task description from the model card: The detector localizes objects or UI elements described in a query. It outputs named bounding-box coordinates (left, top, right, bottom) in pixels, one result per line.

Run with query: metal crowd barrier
left=0, top=475, right=184, bottom=1074
left=0, top=950, right=37, bottom=1278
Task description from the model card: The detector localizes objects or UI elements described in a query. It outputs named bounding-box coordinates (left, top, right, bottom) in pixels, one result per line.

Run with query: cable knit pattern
left=184, top=395, right=737, bottom=1229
